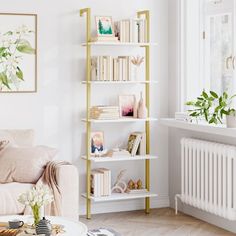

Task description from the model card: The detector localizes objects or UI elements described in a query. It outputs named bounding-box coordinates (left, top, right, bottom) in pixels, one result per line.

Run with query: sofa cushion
left=0, top=131, right=15, bottom=146
left=0, top=146, right=57, bottom=184
left=0, top=130, right=34, bottom=147
left=0, top=182, right=34, bottom=215
left=0, top=140, right=9, bottom=153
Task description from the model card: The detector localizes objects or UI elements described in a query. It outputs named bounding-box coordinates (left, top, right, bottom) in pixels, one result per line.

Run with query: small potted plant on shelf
left=186, top=90, right=236, bottom=128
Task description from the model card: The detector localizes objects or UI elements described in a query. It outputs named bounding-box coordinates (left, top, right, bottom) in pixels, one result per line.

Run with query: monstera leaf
left=16, top=39, right=35, bottom=54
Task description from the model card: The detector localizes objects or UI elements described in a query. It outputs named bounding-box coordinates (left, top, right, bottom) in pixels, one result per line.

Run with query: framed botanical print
left=0, top=13, right=37, bottom=93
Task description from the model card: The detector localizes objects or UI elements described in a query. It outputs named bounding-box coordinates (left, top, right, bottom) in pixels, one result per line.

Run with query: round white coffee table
left=0, top=215, right=87, bottom=236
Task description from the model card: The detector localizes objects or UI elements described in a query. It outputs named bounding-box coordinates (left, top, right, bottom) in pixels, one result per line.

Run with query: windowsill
left=160, top=118, right=236, bottom=138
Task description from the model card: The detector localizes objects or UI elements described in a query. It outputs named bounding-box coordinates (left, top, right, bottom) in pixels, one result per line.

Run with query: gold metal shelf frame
left=80, top=8, right=152, bottom=219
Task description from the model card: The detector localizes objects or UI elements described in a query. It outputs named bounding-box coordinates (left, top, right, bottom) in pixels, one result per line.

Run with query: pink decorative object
left=138, top=92, right=147, bottom=119
left=119, top=95, right=136, bottom=117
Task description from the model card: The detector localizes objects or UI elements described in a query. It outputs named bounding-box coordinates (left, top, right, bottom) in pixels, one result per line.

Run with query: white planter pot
left=226, top=115, right=236, bottom=128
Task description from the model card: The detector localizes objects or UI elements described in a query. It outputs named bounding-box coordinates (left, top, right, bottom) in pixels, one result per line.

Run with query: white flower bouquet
left=18, top=184, right=54, bottom=225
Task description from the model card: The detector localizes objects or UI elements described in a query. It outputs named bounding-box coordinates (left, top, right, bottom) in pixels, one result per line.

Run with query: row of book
left=90, top=106, right=120, bottom=120
left=91, top=168, right=111, bottom=197
left=91, top=56, right=136, bottom=82
left=114, top=18, right=147, bottom=43
left=127, top=132, right=146, bottom=156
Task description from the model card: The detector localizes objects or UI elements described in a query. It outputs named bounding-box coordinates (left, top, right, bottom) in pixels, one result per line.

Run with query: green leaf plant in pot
left=219, top=93, right=236, bottom=128
left=186, top=90, right=236, bottom=128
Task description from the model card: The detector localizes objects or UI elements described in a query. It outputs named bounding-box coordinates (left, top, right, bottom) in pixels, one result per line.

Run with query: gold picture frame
left=0, top=13, right=37, bottom=93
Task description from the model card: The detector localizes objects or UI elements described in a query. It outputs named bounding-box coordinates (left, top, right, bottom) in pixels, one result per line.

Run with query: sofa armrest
left=56, top=165, right=79, bottom=221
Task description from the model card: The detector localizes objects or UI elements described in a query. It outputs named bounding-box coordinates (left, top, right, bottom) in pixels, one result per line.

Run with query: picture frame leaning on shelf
left=93, top=16, right=119, bottom=42
left=95, top=16, right=114, bottom=37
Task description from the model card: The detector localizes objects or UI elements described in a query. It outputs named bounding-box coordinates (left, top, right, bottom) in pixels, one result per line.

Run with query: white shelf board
left=82, top=117, right=158, bottom=123
left=81, top=80, right=158, bottom=85
left=81, top=191, right=157, bottom=202
left=82, top=155, right=158, bottom=162
left=81, top=42, right=158, bottom=47
left=160, top=118, right=236, bottom=138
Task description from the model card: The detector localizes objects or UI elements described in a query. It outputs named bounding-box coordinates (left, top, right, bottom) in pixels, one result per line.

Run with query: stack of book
left=127, top=132, right=146, bottom=156
left=91, top=56, right=113, bottom=81
left=91, top=56, right=133, bottom=81
left=114, top=18, right=147, bottom=43
left=91, top=168, right=111, bottom=197
left=90, top=106, right=120, bottom=120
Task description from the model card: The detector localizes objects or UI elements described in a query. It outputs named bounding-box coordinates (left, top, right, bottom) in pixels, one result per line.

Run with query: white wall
left=0, top=0, right=169, bottom=215
left=168, top=0, right=236, bottom=232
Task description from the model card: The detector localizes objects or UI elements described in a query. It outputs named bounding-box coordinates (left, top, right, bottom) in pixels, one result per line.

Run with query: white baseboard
left=176, top=202, right=236, bottom=234
left=80, top=194, right=170, bottom=215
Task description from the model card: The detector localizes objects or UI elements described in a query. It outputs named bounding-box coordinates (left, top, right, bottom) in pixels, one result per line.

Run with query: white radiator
left=175, top=138, right=236, bottom=220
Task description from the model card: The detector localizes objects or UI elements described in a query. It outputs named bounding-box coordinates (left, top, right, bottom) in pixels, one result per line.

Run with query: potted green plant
left=186, top=90, right=236, bottom=127
left=217, top=92, right=236, bottom=128
left=225, top=110, right=236, bottom=128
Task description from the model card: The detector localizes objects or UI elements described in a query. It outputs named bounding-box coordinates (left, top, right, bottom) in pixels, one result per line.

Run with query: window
left=180, top=0, right=235, bottom=110
left=204, top=0, right=234, bottom=95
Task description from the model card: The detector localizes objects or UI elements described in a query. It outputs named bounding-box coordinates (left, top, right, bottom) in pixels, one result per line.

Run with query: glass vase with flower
left=131, top=55, right=144, bottom=81
left=18, top=184, right=54, bottom=226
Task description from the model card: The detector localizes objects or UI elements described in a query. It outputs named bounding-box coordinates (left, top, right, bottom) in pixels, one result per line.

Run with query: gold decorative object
left=21, top=223, right=66, bottom=235
left=0, top=221, right=66, bottom=236
left=128, top=179, right=143, bottom=190
left=137, top=179, right=142, bottom=189
left=128, top=179, right=135, bottom=189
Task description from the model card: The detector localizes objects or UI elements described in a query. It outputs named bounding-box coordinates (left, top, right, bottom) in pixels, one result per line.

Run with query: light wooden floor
left=80, top=208, right=234, bottom=236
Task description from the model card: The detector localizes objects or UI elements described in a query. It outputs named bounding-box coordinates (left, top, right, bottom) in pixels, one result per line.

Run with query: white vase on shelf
left=133, top=66, right=140, bottom=81
left=137, top=92, right=147, bottom=119
left=131, top=56, right=144, bottom=81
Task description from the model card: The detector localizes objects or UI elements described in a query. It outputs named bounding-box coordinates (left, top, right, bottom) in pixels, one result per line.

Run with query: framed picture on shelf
left=0, top=13, right=37, bottom=93
left=127, top=132, right=143, bottom=156
left=119, top=95, right=135, bottom=117
left=95, top=16, right=114, bottom=37
left=91, top=131, right=104, bottom=154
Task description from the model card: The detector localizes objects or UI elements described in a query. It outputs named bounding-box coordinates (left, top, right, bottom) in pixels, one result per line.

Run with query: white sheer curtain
left=180, top=0, right=203, bottom=110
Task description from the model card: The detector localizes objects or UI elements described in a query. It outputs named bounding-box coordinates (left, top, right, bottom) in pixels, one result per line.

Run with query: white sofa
left=0, top=130, right=79, bottom=221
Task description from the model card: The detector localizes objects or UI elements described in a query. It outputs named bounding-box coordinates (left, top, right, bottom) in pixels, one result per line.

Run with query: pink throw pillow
left=0, top=146, right=57, bottom=184
left=0, top=140, right=9, bottom=152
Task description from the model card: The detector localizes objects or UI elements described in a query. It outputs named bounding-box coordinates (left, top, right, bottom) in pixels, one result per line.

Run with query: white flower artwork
left=0, top=13, right=37, bottom=93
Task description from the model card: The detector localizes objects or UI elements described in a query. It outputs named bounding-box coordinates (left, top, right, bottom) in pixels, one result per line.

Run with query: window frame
left=178, top=0, right=236, bottom=111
